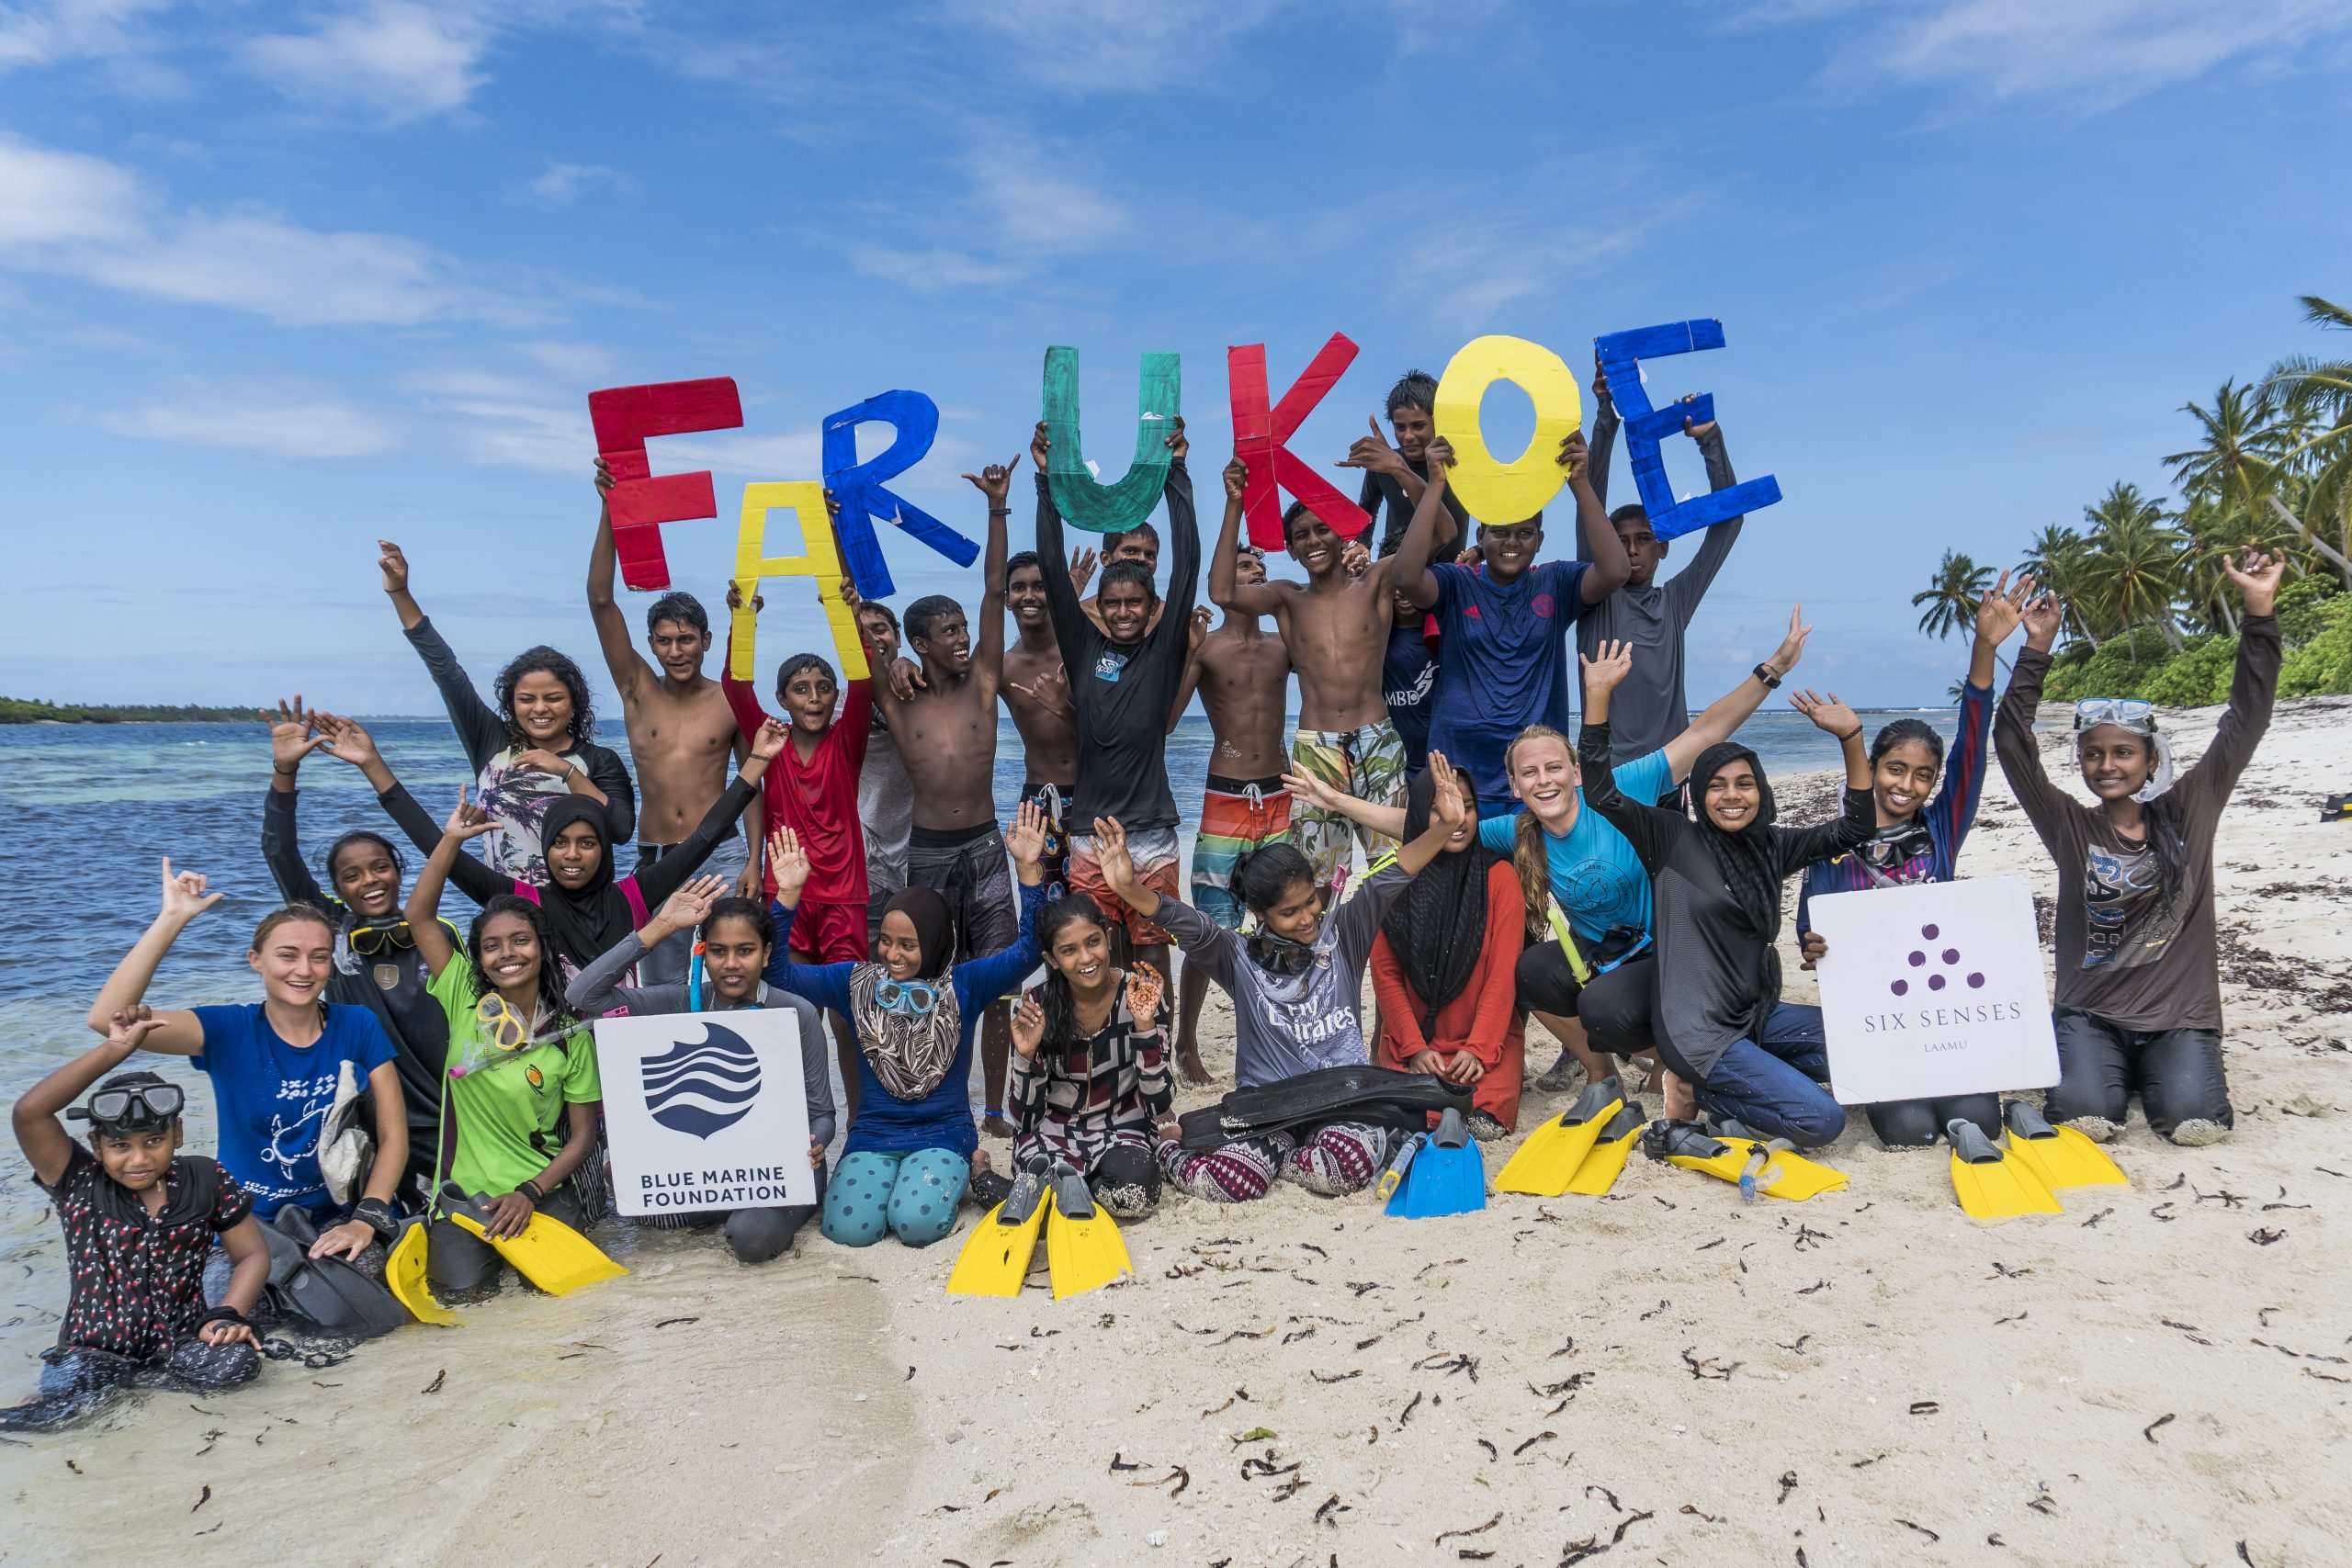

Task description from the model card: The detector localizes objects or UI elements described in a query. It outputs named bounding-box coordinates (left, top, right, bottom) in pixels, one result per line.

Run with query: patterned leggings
left=1157, top=1121, right=1386, bottom=1203
left=39, top=1337, right=259, bottom=1401
left=821, top=1148, right=971, bottom=1247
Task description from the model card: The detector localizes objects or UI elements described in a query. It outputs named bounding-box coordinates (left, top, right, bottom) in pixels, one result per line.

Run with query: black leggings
left=640, top=1168, right=826, bottom=1264
left=2049, top=1006, right=2231, bottom=1141
left=970, top=1142, right=1162, bottom=1220
left=1865, top=1094, right=2001, bottom=1148
left=427, top=1183, right=593, bottom=1295
left=1514, top=946, right=1656, bottom=1057
left=39, top=1337, right=258, bottom=1401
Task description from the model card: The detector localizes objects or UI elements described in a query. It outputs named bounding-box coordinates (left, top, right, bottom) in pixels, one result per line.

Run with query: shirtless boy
left=590, top=459, right=757, bottom=984
left=1169, top=476, right=1295, bottom=1082
left=854, top=456, right=1021, bottom=1136
left=1208, top=462, right=1414, bottom=895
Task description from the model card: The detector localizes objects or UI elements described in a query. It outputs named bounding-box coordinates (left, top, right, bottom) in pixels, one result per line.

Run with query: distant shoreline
left=0, top=698, right=262, bottom=725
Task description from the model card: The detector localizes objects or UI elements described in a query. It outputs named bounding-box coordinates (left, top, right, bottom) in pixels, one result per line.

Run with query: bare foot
left=968, top=1148, right=993, bottom=1179
left=1177, top=1048, right=1211, bottom=1088
left=981, top=1113, right=1017, bottom=1140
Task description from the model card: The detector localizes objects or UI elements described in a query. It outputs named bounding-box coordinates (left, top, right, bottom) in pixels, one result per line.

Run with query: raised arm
left=967, top=455, right=1019, bottom=693
left=1030, top=422, right=1091, bottom=662
left=1659, top=605, right=1813, bottom=782
left=1561, top=432, right=1628, bottom=604
left=1167, top=606, right=1213, bottom=733
left=379, top=540, right=506, bottom=771
left=956, top=806, right=1049, bottom=1005
left=1664, top=412, right=1744, bottom=612
left=1207, top=456, right=1283, bottom=615
left=1280, top=761, right=1408, bottom=840
left=2176, top=549, right=2284, bottom=807
left=405, top=792, right=499, bottom=978
left=83, top=861, right=218, bottom=1050
left=262, top=698, right=333, bottom=911
left=1389, top=437, right=1453, bottom=608
left=587, top=459, right=650, bottom=706
left=1583, top=356, right=1619, bottom=520
left=1774, top=690, right=1877, bottom=867
left=1149, top=424, right=1202, bottom=663
left=15, top=1013, right=176, bottom=1186
left=1992, top=589, right=2076, bottom=849
left=566, top=875, right=726, bottom=1017
left=1572, top=681, right=1678, bottom=871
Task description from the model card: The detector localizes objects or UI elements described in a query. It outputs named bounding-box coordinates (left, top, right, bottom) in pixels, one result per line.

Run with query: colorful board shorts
left=1289, top=719, right=1407, bottom=894
left=1191, top=774, right=1294, bottom=931
left=791, top=898, right=869, bottom=964
left=1069, top=825, right=1181, bottom=948
left=1025, top=781, right=1073, bottom=898
left=905, top=821, right=1019, bottom=964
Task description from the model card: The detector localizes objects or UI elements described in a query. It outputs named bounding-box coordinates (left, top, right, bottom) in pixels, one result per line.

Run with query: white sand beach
left=7, top=694, right=2349, bottom=1568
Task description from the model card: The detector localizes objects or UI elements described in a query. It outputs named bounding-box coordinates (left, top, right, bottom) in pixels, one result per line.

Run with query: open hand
left=1005, top=799, right=1047, bottom=869
left=1010, top=993, right=1046, bottom=1059
left=1789, top=688, right=1861, bottom=739
left=1068, top=544, right=1099, bottom=598
left=655, top=874, right=728, bottom=936
left=482, top=1190, right=535, bottom=1241
left=767, top=824, right=811, bottom=902
left=311, top=711, right=381, bottom=770
left=963, top=455, right=1022, bottom=508
left=159, top=857, right=223, bottom=922
left=2021, top=589, right=2064, bottom=650
left=442, top=788, right=495, bottom=841
left=1765, top=604, right=1812, bottom=682
left=309, top=1218, right=377, bottom=1263
left=1089, top=817, right=1136, bottom=894
left=268, top=697, right=326, bottom=773
left=1278, top=767, right=1343, bottom=813
left=1974, top=570, right=2030, bottom=647
left=1427, top=751, right=1470, bottom=832
left=1580, top=639, right=1634, bottom=696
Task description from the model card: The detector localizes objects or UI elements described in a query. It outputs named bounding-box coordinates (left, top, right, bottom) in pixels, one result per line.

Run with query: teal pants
left=820, top=1147, right=970, bottom=1248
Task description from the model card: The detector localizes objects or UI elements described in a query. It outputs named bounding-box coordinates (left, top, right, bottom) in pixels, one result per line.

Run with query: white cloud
left=1735, top=0, right=2352, bottom=107
left=0, top=0, right=175, bottom=73
left=103, top=385, right=401, bottom=458
left=242, top=1, right=488, bottom=121
left=0, top=133, right=541, bottom=326
left=406, top=366, right=586, bottom=471
left=847, top=128, right=1136, bottom=293
left=528, top=160, right=635, bottom=206
left=848, top=243, right=1030, bottom=292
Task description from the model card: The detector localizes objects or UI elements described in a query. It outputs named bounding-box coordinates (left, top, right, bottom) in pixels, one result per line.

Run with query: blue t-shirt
left=1382, top=625, right=1438, bottom=766
left=191, top=1004, right=396, bottom=1219
left=1476, top=749, right=1672, bottom=943
left=1427, top=558, right=1593, bottom=801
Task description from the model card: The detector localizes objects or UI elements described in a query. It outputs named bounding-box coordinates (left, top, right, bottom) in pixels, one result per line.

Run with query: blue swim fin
left=1385, top=1110, right=1487, bottom=1219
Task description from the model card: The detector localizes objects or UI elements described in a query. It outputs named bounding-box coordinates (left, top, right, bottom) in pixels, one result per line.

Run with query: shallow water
left=0, top=705, right=1933, bottom=1393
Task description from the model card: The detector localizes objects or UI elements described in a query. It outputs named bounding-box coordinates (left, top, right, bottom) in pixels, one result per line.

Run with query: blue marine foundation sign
left=594, top=1010, right=816, bottom=1214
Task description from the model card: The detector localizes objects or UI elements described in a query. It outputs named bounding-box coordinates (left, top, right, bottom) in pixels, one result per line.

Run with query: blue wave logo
left=640, top=1023, right=763, bottom=1139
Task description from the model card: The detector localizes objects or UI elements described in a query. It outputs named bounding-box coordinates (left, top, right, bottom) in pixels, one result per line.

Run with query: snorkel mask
left=68, top=1078, right=186, bottom=1136
left=1245, top=929, right=1317, bottom=978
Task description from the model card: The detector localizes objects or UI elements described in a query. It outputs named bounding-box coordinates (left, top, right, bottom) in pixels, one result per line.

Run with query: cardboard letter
left=1430, top=336, right=1581, bottom=523
left=1591, top=319, right=1781, bottom=542
left=728, top=481, right=867, bottom=684
left=820, top=389, right=980, bottom=600
left=1227, top=334, right=1374, bottom=550
left=587, top=378, right=744, bottom=591
left=1041, top=346, right=1182, bottom=534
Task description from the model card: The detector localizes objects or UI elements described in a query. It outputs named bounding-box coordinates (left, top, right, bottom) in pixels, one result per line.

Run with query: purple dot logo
left=1921, top=924, right=1939, bottom=940
left=1942, top=948, right=1960, bottom=964
left=1908, top=951, right=1927, bottom=967
left=1887, top=925, right=1977, bottom=998
left=1928, top=974, right=1946, bottom=991
left=1967, top=973, right=1984, bottom=988
left=1891, top=979, right=1908, bottom=996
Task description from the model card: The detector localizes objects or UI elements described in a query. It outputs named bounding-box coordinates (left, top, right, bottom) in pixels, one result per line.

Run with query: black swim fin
left=1179, top=1066, right=1472, bottom=1150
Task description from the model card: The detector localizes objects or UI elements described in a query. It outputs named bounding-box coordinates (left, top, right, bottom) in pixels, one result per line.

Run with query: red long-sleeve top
left=1370, top=860, right=1527, bottom=1132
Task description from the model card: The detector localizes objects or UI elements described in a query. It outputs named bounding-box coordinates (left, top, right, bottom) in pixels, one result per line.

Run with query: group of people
left=16, top=357, right=2284, bottom=1409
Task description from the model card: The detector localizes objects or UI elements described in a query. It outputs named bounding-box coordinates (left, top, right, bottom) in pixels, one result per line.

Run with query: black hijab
left=876, top=886, right=955, bottom=980
left=1380, top=767, right=1494, bottom=1029
left=1688, top=742, right=1784, bottom=936
left=531, top=795, right=627, bottom=973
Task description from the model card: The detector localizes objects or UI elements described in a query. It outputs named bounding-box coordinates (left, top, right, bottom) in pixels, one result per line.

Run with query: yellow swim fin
left=2001, top=1101, right=2128, bottom=1190
left=1495, top=1076, right=1624, bottom=1197
left=441, top=1186, right=628, bottom=1296
left=946, top=1159, right=1051, bottom=1298
left=1949, top=1120, right=2061, bottom=1221
left=1562, top=1102, right=1646, bottom=1196
left=387, top=1220, right=458, bottom=1326
left=1644, top=1120, right=1849, bottom=1202
left=1045, top=1162, right=1131, bottom=1300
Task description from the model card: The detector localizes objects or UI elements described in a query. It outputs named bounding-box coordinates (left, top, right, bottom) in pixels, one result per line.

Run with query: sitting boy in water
left=11, top=1012, right=269, bottom=1405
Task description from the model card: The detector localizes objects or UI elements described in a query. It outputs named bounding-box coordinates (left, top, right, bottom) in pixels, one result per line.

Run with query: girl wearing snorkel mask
left=1995, top=549, right=2283, bottom=1146
left=1091, top=756, right=1469, bottom=1203
left=765, top=803, right=1049, bottom=1249
left=1794, top=572, right=2034, bottom=1148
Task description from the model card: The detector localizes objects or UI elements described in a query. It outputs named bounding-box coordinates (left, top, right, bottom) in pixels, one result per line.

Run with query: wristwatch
left=352, top=1197, right=400, bottom=1245
left=1751, top=663, right=1781, bottom=690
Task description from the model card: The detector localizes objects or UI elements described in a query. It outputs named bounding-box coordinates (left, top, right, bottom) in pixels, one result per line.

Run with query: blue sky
left=4, top=0, right=2348, bottom=716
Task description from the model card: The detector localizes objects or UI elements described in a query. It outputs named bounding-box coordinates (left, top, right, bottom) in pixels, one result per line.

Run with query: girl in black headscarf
left=354, top=715, right=787, bottom=982
left=1368, top=764, right=1527, bottom=1138
left=1577, top=642, right=1874, bottom=1147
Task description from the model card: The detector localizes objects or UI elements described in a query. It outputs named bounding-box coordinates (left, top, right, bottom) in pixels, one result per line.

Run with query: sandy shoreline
left=6, top=694, right=2350, bottom=1567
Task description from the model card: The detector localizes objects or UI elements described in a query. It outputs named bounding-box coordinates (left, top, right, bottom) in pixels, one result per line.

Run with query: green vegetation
left=1915, top=293, right=2352, bottom=704
left=0, top=697, right=259, bottom=725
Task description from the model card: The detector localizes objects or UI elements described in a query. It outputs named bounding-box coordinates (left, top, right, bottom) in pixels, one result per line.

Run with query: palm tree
left=2167, top=379, right=2285, bottom=535
left=2265, top=295, right=2352, bottom=587
left=1913, top=549, right=1991, bottom=642
left=2082, top=483, right=2188, bottom=660
left=2021, top=522, right=2100, bottom=650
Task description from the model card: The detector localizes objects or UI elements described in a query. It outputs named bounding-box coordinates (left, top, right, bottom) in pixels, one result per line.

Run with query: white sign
left=1808, top=876, right=2057, bottom=1105
left=594, top=1010, right=816, bottom=1216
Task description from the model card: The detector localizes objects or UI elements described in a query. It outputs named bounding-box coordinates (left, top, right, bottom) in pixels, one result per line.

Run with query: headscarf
left=1381, top=766, right=1495, bottom=1030
left=1688, top=741, right=1785, bottom=937
left=2073, top=713, right=2187, bottom=907
left=529, top=795, right=629, bottom=974
left=848, top=887, right=963, bottom=1101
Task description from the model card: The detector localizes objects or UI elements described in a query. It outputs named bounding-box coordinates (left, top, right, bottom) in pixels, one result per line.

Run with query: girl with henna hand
left=405, top=794, right=605, bottom=1294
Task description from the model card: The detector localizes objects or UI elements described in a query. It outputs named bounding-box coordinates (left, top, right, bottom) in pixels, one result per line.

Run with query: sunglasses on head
left=347, top=919, right=415, bottom=956
left=2075, top=697, right=2154, bottom=729
left=874, top=977, right=940, bottom=1018
left=70, top=1083, right=187, bottom=1131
